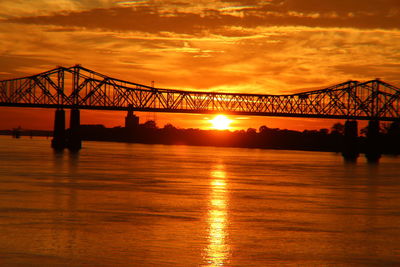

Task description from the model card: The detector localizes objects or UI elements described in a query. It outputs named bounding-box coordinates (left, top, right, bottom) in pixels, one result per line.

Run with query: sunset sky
left=0, top=0, right=399, bottom=131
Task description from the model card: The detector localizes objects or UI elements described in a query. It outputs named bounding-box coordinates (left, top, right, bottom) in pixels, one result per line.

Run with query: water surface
left=0, top=136, right=399, bottom=266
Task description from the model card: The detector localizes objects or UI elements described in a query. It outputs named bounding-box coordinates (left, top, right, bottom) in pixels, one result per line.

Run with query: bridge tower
left=365, top=120, right=381, bottom=162
left=67, top=108, right=81, bottom=151
left=365, top=80, right=382, bottom=162
left=342, top=120, right=359, bottom=161
left=51, top=109, right=66, bottom=150
left=65, top=65, right=82, bottom=151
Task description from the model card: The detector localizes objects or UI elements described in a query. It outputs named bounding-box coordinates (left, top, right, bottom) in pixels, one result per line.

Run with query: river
left=0, top=136, right=399, bottom=266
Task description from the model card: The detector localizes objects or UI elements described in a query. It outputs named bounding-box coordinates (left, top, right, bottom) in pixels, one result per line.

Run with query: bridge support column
left=342, top=120, right=359, bottom=162
left=67, top=108, right=81, bottom=151
left=365, top=120, right=381, bottom=163
left=51, top=109, right=66, bottom=150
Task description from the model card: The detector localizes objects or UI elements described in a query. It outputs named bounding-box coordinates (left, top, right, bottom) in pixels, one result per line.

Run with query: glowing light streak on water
left=204, top=165, right=230, bottom=266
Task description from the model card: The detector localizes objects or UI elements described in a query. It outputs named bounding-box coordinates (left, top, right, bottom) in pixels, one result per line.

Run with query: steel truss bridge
left=0, top=65, right=399, bottom=121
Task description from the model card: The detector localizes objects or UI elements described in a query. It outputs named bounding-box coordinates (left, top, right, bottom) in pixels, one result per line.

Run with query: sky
left=0, top=0, right=399, bottom=131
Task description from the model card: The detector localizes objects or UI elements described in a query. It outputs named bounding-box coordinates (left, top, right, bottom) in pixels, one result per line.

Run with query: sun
left=210, top=115, right=232, bottom=130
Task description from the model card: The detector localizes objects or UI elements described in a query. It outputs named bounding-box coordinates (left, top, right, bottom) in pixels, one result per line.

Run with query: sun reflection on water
left=204, top=165, right=230, bottom=266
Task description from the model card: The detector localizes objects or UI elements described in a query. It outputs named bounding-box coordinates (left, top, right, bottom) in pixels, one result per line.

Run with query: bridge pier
left=51, top=109, right=66, bottom=150
left=67, top=108, right=81, bottom=151
left=365, top=120, right=381, bottom=163
left=342, top=120, right=359, bottom=162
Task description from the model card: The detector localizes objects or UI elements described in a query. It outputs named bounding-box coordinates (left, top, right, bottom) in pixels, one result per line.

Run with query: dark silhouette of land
left=1, top=120, right=400, bottom=155
left=79, top=121, right=400, bottom=155
left=0, top=129, right=52, bottom=139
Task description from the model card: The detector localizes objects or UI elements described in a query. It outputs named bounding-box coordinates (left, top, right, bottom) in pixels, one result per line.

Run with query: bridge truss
left=0, top=65, right=399, bottom=121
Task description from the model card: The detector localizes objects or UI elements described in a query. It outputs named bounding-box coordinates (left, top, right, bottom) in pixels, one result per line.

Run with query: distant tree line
left=79, top=120, right=400, bottom=155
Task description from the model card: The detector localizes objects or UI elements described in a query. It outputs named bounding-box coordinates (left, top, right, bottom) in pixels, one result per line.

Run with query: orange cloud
left=0, top=1, right=399, bottom=131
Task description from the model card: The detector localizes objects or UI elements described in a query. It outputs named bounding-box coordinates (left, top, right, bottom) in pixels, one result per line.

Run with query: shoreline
left=2, top=132, right=399, bottom=157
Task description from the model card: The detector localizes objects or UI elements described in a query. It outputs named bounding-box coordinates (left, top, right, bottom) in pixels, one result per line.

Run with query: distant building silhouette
left=125, top=106, right=139, bottom=129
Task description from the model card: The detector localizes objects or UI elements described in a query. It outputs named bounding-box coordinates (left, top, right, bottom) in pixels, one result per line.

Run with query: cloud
left=1, top=0, right=400, bottom=130
left=5, top=0, right=400, bottom=35
left=0, top=0, right=120, bottom=18
left=278, top=0, right=400, bottom=14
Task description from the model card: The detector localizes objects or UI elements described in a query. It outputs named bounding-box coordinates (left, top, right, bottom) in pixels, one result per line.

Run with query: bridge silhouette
left=1, top=65, right=400, bottom=120
left=1, top=65, right=399, bottom=161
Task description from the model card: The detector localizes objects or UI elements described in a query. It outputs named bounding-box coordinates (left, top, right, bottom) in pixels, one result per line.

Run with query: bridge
left=1, top=65, right=399, bottom=161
